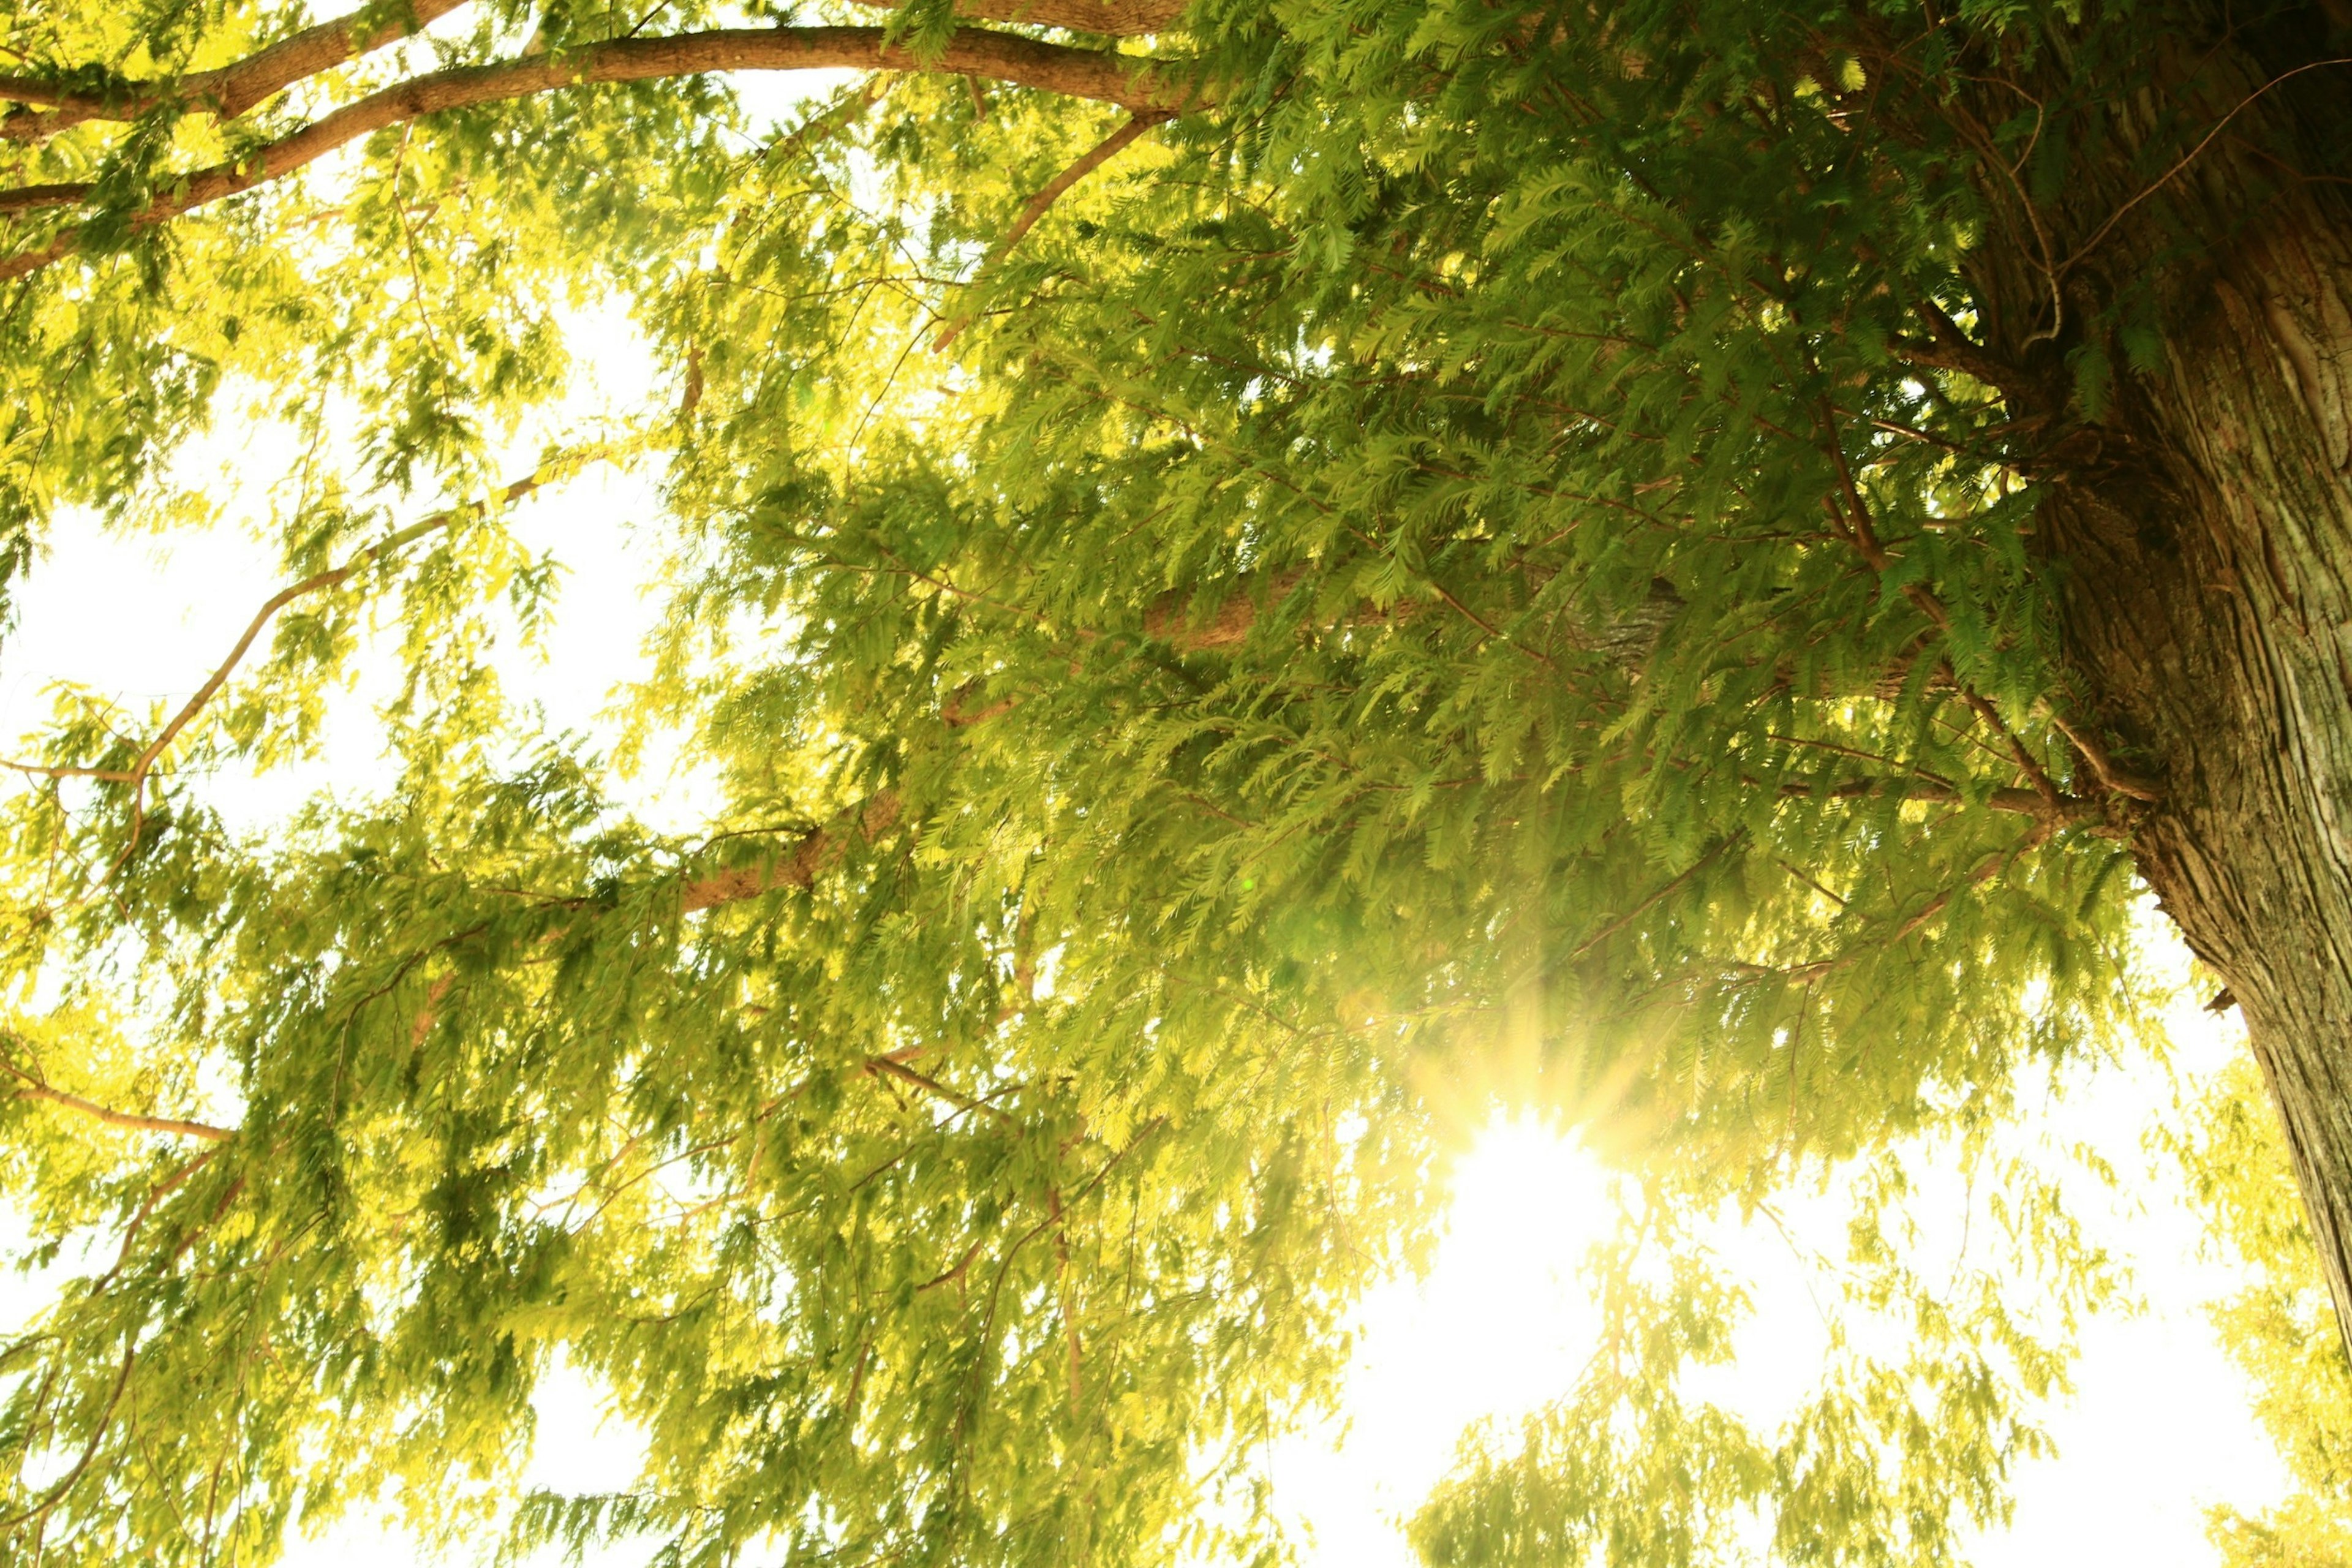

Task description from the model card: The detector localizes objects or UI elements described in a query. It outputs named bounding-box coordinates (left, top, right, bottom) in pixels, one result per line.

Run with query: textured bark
left=1980, top=26, right=2352, bottom=1332
left=2051, top=207, right=2352, bottom=1333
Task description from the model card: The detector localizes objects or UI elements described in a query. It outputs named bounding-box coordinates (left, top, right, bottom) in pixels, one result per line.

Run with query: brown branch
left=1, top=28, right=1196, bottom=281
left=1047, top=1183, right=1082, bottom=1413
left=0, top=0, right=473, bottom=143
left=1768, top=774, right=2095, bottom=824
left=0, top=1041, right=233, bottom=1140
left=0, top=466, right=568, bottom=790
left=0, top=183, right=95, bottom=216
left=678, top=793, right=905, bottom=912
left=1890, top=832, right=2046, bottom=944
left=1811, top=394, right=2149, bottom=810
left=846, top=0, right=1188, bottom=34
left=1888, top=300, right=2041, bottom=407
left=2057, top=58, right=2352, bottom=279
left=1571, top=834, right=1743, bottom=959
left=998, top=110, right=1163, bottom=256
left=2041, top=703, right=2163, bottom=803
left=407, top=793, right=905, bottom=1046
left=0, top=1343, right=137, bottom=1535
left=864, top=1054, right=1020, bottom=1126
left=9, top=1080, right=233, bottom=1142
left=933, top=110, right=1166, bottom=349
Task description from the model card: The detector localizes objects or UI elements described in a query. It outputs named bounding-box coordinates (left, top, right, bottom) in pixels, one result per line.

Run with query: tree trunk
left=2010, top=41, right=2352, bottom=1332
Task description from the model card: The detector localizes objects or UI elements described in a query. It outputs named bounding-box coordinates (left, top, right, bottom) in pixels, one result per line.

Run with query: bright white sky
left=0, top=33, right=2305, bottom=1566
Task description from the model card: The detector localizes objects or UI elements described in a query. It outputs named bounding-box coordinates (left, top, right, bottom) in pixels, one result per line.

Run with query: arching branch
left=0, top=0, right=473, bottom=143
left=0, top=27, right=1199, bottom=281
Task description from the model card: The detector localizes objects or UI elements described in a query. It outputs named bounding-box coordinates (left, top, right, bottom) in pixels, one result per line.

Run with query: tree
left=0, top=0, right=2345, bottom=1561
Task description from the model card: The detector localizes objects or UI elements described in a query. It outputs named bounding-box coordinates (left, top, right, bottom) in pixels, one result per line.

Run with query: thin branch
left=2057, top=58, right=2352, bottom=279
left=864, top=1054, right=1020, bottom=1127
left=933, top=110, right=1166, bottom=349
left=1, top=27, right=1197, bottom=281
left=0, top=0, right=473, bottom=143
left=0, top=464, right=573, bottom=790
left=0, top=1343, right=137, bottom=1535
left=1571, top=834, right=1742, bottom=959
left=1762, top=771, right=2092, bottom=823
left=1811, top=393, right=2152, bottom=808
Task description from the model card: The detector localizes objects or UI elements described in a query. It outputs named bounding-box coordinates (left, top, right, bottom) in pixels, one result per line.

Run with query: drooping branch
left=846, top=0, right=1188, bottom=34
left=0, top=0, right=473, bottom=143
left=0, top=27, right=1199, bottom=281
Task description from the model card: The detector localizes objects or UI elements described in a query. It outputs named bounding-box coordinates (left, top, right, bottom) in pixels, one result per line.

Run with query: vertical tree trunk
left=2035, top=181, right=2352, bottom=1333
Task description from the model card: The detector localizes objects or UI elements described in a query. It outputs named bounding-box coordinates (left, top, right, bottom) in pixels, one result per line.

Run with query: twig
left=2058, top=58, right=2352, bottom=280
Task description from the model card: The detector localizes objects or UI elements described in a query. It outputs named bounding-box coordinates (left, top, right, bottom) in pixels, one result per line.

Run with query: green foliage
left=0, top=0, right=2320, bottom=1562
left=2175, top=1055, right=2352, bottom=1566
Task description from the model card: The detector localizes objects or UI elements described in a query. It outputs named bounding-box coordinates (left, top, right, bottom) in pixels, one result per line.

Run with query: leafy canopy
left=0, top=0, right=2337, bottom=1563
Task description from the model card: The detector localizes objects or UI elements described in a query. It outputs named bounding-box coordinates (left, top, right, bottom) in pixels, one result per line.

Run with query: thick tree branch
left=0, top=28, right=1195, bottom=281
left=0, top=0, right=472, bottom=143
left=9, top=1081, right=235, bottom=1142
left=996, top=110, right=1164, bottom=256
left=679, top=793, right=905, bottom=911
left=1888, top=300, right=2043, bottom=407
left=0, top=183, right=97, bottom=216
left=407, top=793, right=906, bottom=1046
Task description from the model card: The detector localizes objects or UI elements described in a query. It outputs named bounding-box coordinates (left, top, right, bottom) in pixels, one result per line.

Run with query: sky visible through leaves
left=0, top=297, right=2298, bottom=1567
left=1, top=6, right=2344, bottom=1561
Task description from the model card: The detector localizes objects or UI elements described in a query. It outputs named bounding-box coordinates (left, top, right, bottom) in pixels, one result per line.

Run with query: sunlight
left=1273, top=1114, right=1614, bottom=1567
left=0, top=214, right=2307, bottom=1568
